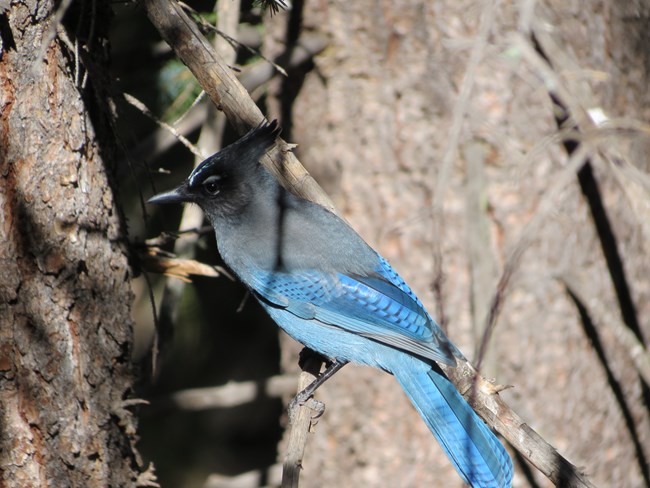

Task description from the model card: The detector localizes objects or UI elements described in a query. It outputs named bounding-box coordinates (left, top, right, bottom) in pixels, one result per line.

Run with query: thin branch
left=34, top=0, right=74, bottom=74
left=144, top=227, right=213, bottom=247
left=141, top=271, right=161, bottom=377
left=238, top=33, right=326, bottom=91
left=119, top=102, right=208, bottom=170
left=180, top=2, right=288, bottom=76
left=122, top=92, right=204, bottom=159
left=118, top=34, right=326, bottom=168
left=462, top=141, right=497, bottom=363
left=172, top=89, right=207, bottom=126
left=474, top=139, right=592, bottom=371
left=139, top=247, right=234, bottom=282
left=281, top=356, right=323, bottom=488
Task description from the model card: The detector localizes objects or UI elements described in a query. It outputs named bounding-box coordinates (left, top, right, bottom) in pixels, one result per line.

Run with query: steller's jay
left=149, top=120, right=513, bottom=488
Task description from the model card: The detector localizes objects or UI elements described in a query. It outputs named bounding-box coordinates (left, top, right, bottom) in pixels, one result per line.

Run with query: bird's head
left=148, top=120, right=282, bottom=219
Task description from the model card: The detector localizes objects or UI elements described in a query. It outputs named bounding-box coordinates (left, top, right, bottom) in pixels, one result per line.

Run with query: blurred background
left=109, top=1, right=650, bottom=487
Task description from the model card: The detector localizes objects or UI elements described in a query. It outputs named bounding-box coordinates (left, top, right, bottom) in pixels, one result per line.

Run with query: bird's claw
left=289, top=387, right=312, bottom=410
left=288, top=394, right=326, bottom=425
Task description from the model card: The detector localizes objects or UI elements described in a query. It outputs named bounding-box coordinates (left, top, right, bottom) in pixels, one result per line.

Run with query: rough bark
left=0, top=1, right=141, bottom=486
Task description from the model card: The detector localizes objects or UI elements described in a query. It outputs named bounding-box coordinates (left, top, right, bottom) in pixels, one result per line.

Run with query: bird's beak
left=148, top=183, right=191, bottom=205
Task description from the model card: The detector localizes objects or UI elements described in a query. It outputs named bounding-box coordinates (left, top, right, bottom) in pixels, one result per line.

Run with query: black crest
left=188, top=120, right=282, bottom=190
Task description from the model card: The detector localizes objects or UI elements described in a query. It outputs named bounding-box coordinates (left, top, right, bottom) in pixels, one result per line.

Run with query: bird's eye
left=202, top=175, right=221, bottom=196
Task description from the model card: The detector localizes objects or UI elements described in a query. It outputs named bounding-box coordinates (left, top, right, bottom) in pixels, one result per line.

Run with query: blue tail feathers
left=393, top=361, right=513, bottom=488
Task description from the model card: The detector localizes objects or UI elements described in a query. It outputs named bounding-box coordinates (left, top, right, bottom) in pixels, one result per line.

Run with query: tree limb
left=143, top=0, right=336, bottom=212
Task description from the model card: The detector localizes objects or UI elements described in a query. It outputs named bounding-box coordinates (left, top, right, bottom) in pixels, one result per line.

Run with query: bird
left=148, top=120, right=513, bottom=488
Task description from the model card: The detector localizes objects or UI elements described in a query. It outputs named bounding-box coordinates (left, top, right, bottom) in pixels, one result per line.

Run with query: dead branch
left=139, top=246, right=232, bottom=282
left=281, top=355, right=323, bottom=488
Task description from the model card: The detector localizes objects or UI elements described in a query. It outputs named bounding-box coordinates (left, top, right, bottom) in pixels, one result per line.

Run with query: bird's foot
left=288, top=395, right=325, bottom=425
left=289, top=386, right=313, bottom=411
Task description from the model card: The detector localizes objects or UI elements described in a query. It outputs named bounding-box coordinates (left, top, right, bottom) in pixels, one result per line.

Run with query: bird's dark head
left=148, top=120, right=281, bottom=220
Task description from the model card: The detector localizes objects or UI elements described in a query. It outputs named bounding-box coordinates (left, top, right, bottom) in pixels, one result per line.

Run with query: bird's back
left=214, top=176, right=379, bottom=282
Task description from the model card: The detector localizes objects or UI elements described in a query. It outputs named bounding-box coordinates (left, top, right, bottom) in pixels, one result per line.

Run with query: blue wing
left=248, top=254, right=512, bottom=487
left=249, top=254, right=458, bottom=365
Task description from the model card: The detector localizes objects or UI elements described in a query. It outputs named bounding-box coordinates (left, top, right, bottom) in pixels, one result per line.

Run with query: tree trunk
left=0, top=1, right=142, bottom=486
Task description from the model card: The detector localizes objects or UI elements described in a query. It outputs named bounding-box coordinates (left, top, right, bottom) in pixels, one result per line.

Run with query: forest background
left=1, top=0, right=649, bottom=487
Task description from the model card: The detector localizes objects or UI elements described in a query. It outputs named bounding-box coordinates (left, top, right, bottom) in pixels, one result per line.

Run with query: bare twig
left=139, top=247, right=233, bottom=282
left=123, top=92, right=204, bottom=158
left=119, top=34, right=326, bottom=167
left=144, top=227, right=214, bottom=247
left=462, top=141, right=497, bottom=365
left=120, top=103, right=208, bottom=168
left=475, top=141, right=592, bottom=372
left=180, top=1, right=288, bottom=76
left=172, top=89, right=207, bottom=126
left=238, top=33, right=326, bottom=91
left=34, top=0, right=74, bottom=74
left=281, top=356, right=323, bottom=488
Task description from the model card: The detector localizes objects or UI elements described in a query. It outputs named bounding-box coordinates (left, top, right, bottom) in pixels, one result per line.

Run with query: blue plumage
left=149, top=121, right=513, bottom=487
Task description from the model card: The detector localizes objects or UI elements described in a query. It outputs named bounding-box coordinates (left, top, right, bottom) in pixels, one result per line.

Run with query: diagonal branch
left=143, top=0, right=335, bottom=212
